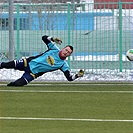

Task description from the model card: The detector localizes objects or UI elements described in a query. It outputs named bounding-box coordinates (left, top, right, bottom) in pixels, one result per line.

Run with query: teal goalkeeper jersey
left=29, top=42, right=70, bottom=74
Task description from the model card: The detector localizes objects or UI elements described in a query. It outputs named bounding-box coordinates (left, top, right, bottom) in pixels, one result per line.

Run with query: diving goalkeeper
left=0, top=35, right=84, bottom=86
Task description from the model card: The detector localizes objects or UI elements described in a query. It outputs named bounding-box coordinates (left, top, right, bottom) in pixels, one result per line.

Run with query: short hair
left=65, top=45, right=73, bottom=53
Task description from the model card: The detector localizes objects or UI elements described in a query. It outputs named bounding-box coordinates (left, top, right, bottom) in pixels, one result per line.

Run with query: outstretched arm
left=42, top=35, right=51, bottom=45
left=64, top=69, right=84, bottom=81
left=42, top=35, right=62, bottom=45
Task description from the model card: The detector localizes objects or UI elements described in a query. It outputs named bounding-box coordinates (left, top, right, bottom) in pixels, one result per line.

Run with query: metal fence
left=0, top=2, right=133, bottom=81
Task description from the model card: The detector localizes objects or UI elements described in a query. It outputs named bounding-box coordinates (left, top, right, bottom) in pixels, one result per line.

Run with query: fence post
left=119, top=0, right=123, bottom=72
left=9, top=0, right=14, bottom=61
left=16, top=4, right=20, bottom=59
left=67, top=3, right=71, bottom=66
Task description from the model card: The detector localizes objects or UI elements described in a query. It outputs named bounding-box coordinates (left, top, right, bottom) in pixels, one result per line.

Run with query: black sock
left=1, top=61, right=15, bottom=69
left=7, top=78, right=28, bottom=86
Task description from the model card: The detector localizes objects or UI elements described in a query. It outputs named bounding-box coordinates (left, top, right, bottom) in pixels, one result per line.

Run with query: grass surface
left=0, top=83, right=133, bottom=133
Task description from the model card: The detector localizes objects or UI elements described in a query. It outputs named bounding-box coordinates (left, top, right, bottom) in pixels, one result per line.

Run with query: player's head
left=59, top=45, right=73, bottom=59
left=65, top=45, right=73, bottom=53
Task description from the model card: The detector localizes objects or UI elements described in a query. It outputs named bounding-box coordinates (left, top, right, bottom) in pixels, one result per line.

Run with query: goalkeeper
left=0, top=35, right=84, bottom=86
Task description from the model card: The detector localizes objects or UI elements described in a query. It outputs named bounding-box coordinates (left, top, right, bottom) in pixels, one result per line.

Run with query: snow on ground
left=0, top=68, right=132, bottom=82
left=0, top=55, right=133, bottom=82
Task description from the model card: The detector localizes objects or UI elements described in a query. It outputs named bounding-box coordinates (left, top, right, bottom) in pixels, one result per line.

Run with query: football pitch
left=0, top=83, right=133, bottom=133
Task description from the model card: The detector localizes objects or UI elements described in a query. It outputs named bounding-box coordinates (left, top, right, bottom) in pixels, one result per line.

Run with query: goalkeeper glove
left=52, top=37, right=62, bottom=45
left=75, top=69, right=84, bottom=78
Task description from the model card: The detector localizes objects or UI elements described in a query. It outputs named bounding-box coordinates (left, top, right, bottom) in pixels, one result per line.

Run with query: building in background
left=0, top=0, right=81, bottom=4
left=94, top=0, right=133, bottom=9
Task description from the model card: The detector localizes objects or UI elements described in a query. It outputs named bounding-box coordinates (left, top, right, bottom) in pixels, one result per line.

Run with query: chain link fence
left=0, top=2, right=133, bottom=81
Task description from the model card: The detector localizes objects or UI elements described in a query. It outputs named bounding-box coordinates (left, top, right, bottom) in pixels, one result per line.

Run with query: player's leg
left=7, top=77, right=28, bottom=86
left=0, top=60, right=15, bottom=69
left=0, top=58, right=27, bottom=70
left=7, top=72, right=34, bottom=86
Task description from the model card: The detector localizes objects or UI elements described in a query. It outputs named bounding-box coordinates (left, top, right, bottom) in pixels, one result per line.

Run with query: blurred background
left=0, top=0, right=133, bottom=82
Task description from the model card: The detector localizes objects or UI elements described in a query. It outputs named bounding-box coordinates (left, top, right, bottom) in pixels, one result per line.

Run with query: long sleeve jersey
left=28, top=35, right=74, bottom=81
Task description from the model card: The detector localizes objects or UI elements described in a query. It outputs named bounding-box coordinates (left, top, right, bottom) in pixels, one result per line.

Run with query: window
left=0, top=18, right=8, bottom=30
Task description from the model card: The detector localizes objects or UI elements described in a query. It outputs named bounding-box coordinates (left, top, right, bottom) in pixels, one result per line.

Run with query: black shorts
left=15, top=58, right=35, bottom=82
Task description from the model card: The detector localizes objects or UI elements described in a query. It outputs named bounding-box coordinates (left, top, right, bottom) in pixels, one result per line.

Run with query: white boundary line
left=0, top=90, right=133, bottom=93
left=0, top=117, right=133, bottom=122
left=0, top=83, right=133, bottom=86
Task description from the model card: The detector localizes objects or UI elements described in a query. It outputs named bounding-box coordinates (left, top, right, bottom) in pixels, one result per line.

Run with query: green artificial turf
left=0, top=83, right=133, bottom=133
